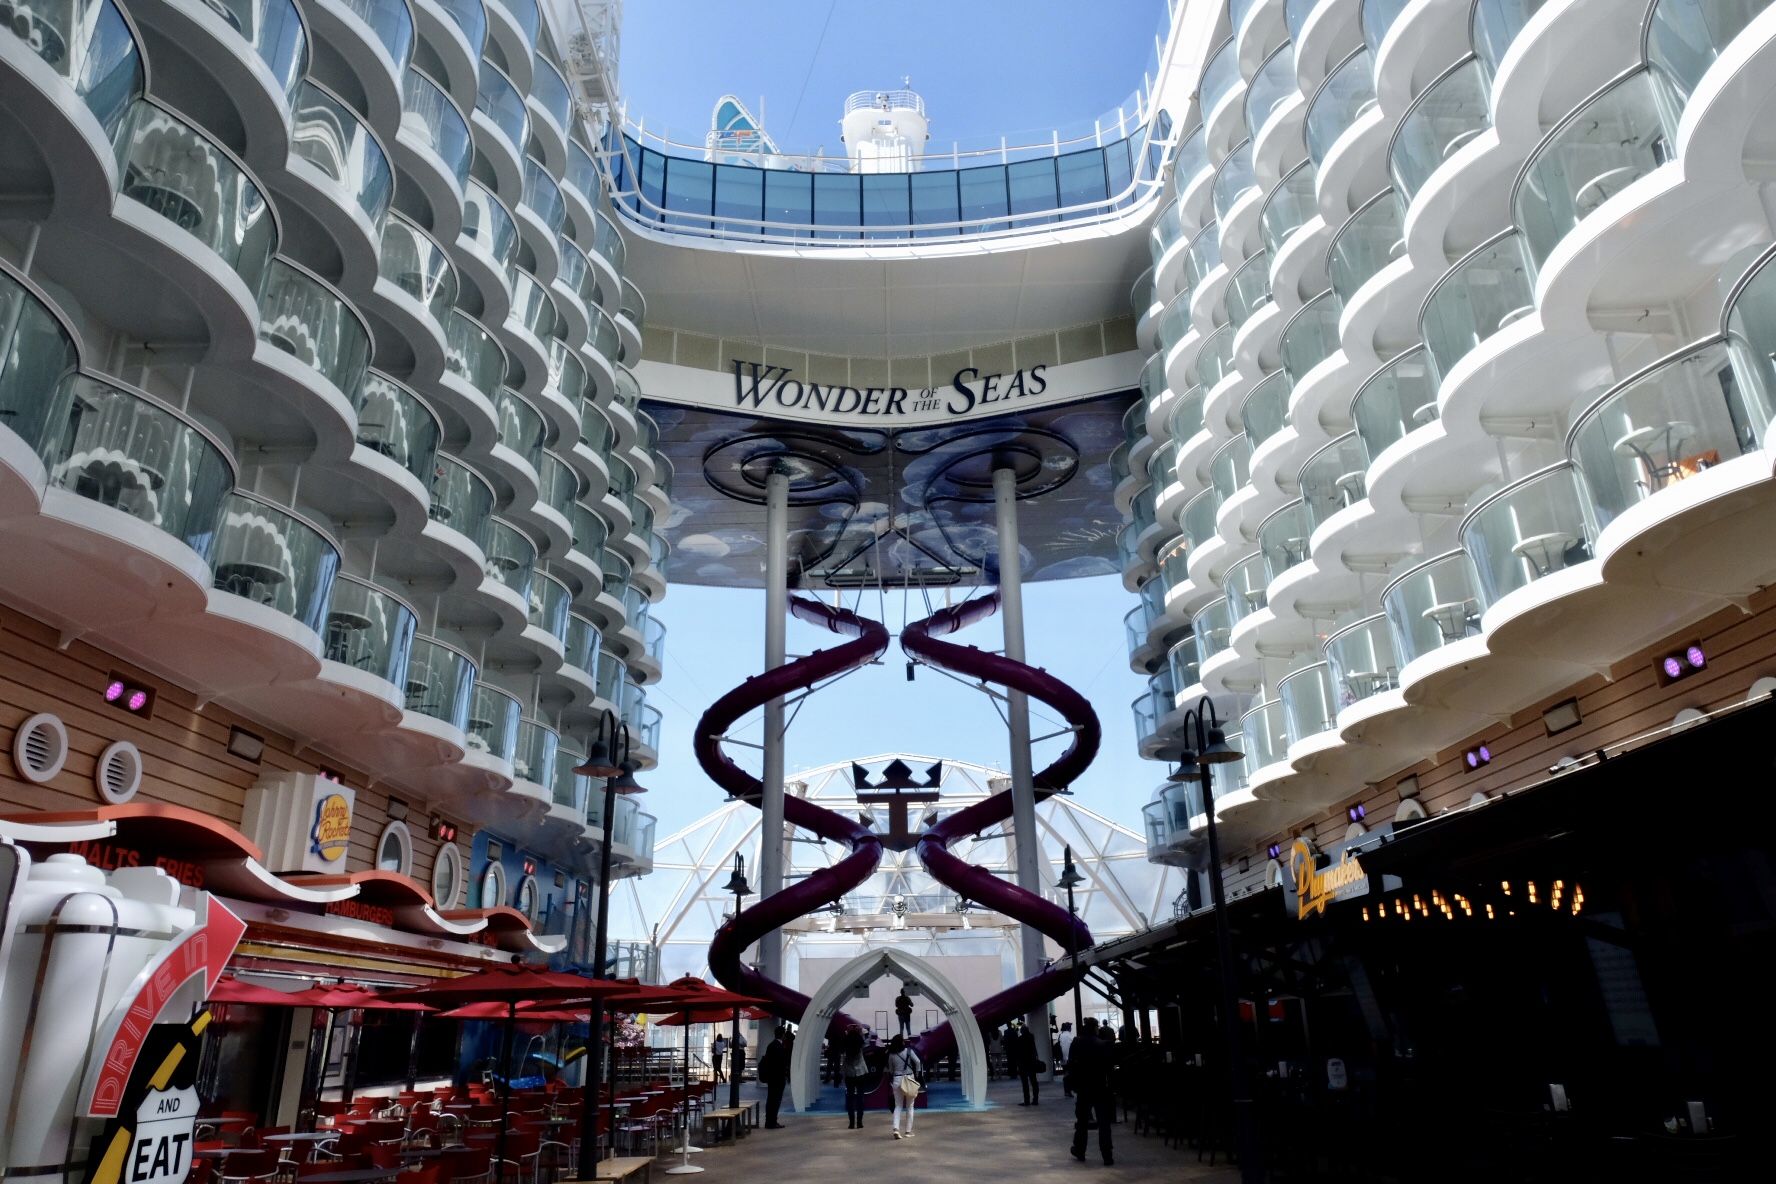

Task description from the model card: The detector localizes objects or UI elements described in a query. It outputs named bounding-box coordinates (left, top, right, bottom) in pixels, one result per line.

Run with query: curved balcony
left=1513, top=67, right=1680, bottom=269
left=548, top=336, right=592, bottom=435
left=1643, top=0, right=1776, bottom=102
left=1258, top=498, right=1312, bottom=582
left=1260, top=160, right=1317, bottom=257
left=483, top=518, right=536, bottom=602
left=354, top=371, right=441, bottom=486
left=1184, top=221, right=1224, bottom=301
left=1360, top=0, right=1410, bottom=58
left=1175, top=124, right=1214, bottom=220
left=1471, top=0, right=1548, bottom=83
left=1225, top=252, right=1273, bottom=332
left=564, top=610, right=602, bottom=681
left=461, top=179, right=519, bottom=307
left=1225, top=552, right=1268, bottom=628
left=551, top=746, right=588, bottom=821
left=377, top=211, right=458, bottom=362
left=1239, top=698, right=1290, bottom=779
left=1201, top=37, right=1242, bottom=145
left=594, top=647, right=627, bottom=710
left=1299, top=431, right=1367, bottom=533
left=1147, top=440, right=1181, bottom=513
left=404, top=634, right=476, bottom=729
left=564, top=139, right=603, bottom=229
left=1168, top=636, right=1201, bottom=697
left=587, top=210, right=624, bottom=302
left=1382, top=550, right=1483, bottom=667
left=1388, top=56, right=1488, bottom=201
left=1325, top=613, right=1400, bottom=709
left=515, top=717, right=559, bottom=788
left=2, top=0, right=143, bottom=146
left=527, top=569, right=571, bottom=645
left=473, top=59, right=528, bottom=193
left=1280, top=662, right=1337, bottom=745
left=1420, top=231, right=1533, bottom=381
left=1170, top=386, right=1206, bottom=448
left=618, top=278, right=646, bottom=351
left=258, top=258, right=372, bottom=406
left=1211, top=141, right=1258, bottom=238
left=1144, top=782, right=1202, bottom=859
left=1352, top=345, right=1437, bottom=462
left=428, top=452, right=494, bottom=552
left=1328, top=188, right=1404, bottom=305
left=466, top=681, right=521, bottom=761
left=1132, top=666, right=1181, bottom=756
left=495, top=388, right=546, bottom=471
left=636, top=614, right=667, bottom=680
left=553, top=237, right=593, bottom=343
left=397, top=69, right=472, bottom=216
left=1156, top=291, right=1191, bottom=363
left=1182, top=488, right=1219, bottom=552
left=1305, top=48, right=1376, bottom=167
left=443, top=307, right=504, bottom=404
left=1139, top=351, right=1169, bottom=425
left=507, top=267, right=556, bottom=362
left=323, top=575, right=416, bottom=687
left=210, top=492, right=341, bottom=634
left=1459, top=463, right=1600, bottom=609
left=1210, top=435, right=1253, bottom=507
left=586, top=304, right=621, bottom=395
left=538, top=449, right=578, bottom=540
left=529, top=54, right=572, bottom=154
left=1280, top=288, right=1340, bottom=383
left=409, top=0, right=485, bottom=105
left=290, top=78, right=395, bottom=234
left=1196, top=324, right=1236, bottom=392
left=1150, top=196, right=1188, bottom=270
left=1193, top=597, right=1234, bottom=669
left=626, top=693, right=662, bottom=757
left=1246, top=42, right=1301, bottom=154
left=485, top=0, right=539, bottom=77
left=520, top=155, right=567, bottom=244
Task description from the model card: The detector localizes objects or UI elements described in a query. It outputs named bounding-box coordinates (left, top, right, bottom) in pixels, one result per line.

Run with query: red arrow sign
left=84, top=895, right=246, bottom=1118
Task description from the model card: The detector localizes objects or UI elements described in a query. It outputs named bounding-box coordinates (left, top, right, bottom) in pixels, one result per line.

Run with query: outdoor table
left=1512, top=531, right=1576, bottom=578
left=191, top=1150, right=239, bottom=1161
left=263, top=1134, right=336, bottom=1144
left=295, top=1170, right=402, bottom=1184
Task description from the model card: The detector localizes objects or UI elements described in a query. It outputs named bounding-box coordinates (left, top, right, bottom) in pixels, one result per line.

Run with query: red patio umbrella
left=310, top=983, right=434, bottom=1011
left=207, top=975, right=320, bottom=1006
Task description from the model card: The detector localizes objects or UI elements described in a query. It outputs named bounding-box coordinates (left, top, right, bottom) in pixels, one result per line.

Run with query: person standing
left=711, top=1033, right=727, bottom=1083
left=1012, top=1020, right=1040, bottom=1106
left=842, top=1025, right=871, bottom=1130
left=894, top=985, right=914, bottom=1038
left=1057, top=1022, right=1075, bottom=1097
left=1067, top=1018, right=1114, bottom=1166
left=733, top=1031, right=748, bottom=1082
left=885, top=1034, right=922, bottom=1140
left=759, top=1030, right=792, bottom=1128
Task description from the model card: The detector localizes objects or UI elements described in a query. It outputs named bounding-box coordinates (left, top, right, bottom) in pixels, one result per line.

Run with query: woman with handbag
left=885, top=1034, right=922, bottom=1140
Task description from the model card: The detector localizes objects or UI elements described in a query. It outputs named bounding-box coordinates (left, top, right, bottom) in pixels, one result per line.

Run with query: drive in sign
left=125, top=1086, right=197, bottom=1184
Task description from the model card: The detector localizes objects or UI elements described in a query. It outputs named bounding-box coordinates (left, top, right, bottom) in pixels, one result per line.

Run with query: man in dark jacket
left=1011, top=1020, right=1041, bottom=1106
left=759, top=1030, right=793, bottom=1128
left=1066, top=1018, right=1114, bottom=1165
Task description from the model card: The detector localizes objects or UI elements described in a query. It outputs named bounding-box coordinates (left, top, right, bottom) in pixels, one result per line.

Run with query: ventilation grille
left=12, top=713, right=70, bottom=784
left=95, top=740, right=143, bottom=804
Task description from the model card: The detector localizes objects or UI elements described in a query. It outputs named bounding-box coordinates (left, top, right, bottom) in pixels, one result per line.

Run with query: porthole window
left=516, top=874, right=541, bottom=922
left=376, top=820, right=413, bottom=875
left=480, top=859, right=506, bottom=909
left=432, top=842, right=463, bottom=908
left=1394, top=799, right=1428, bottom=826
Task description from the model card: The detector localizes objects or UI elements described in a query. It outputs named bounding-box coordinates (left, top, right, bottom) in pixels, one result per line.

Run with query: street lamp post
left=1055, top=847, right=1086, bottom=1032
left=722, top=855, right=753, bottom=1109
left=575, top=710, right=638, bottom=1179
left=1168, top=696, right=1260, bottom=1183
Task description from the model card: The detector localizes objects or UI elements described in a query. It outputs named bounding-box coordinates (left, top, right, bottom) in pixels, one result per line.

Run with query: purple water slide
left=900, top=593, right=1100, bottom=1062
left=695, top=595, right=888, bottom=1032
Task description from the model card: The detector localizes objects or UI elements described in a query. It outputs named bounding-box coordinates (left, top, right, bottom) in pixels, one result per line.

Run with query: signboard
left=124, top=1086, right=197, bottom=1184
left=311, top=792, right=352, bottom=861
left=1287, top=838, right=1370, bottom=920
left=241, top=773, right=356, bottom=874
left=84, top=1012, right=214, bottom=1184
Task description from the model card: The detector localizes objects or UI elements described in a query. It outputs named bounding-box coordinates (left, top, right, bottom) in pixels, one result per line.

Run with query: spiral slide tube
left=696, top=595, right=889, bottom=1026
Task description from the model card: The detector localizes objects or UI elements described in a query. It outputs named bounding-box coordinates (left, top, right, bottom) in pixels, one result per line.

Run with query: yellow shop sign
left=1290, top=838, right=1370, bottom=920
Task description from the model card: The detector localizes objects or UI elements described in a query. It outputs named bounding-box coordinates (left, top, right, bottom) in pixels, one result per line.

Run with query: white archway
left=789, top=948, right=988, bottom=1111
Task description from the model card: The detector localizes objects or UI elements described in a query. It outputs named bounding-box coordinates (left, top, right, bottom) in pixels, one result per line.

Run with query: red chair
left=441, top=1147, right=492, bottom=1184
left=218, top=1148, right=279, bottom=1184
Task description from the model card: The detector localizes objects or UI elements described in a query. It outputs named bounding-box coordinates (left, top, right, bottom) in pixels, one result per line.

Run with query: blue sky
left=616, top=0, right=1170, bottom=155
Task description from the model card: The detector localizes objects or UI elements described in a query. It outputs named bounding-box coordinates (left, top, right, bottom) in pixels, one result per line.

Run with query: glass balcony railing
left=115, top=100, right=278, bottom=294
left=1192, top=597, right=1233, bottom=669
left=1472, top=0, right=1548, bottom=82
left=1261, top=160, right=1318, bottom=257
left=1209, top=435, right=1252, bottom=505
left=339, top=0, right=413, bottom=70
left=1230, top=0, right=1265, bottom=40
left=1352, top=345, right=1437, bottom=462
left=1383, top=550, right=1483, bottom=665
left=1132, top=669, right=1177, bottom=748
left=1120, top=399, right=1145, bottom=454
left=566, top=140, right=602, bottom=212
left=540, top=451, right=579, bottom=521
left=466, top=682, right=520, bottom=760
left=554, top=748, right=589, bottom=819
left=1299, top=431, right=1367, bottom=532
left=207, top=0, right=307, bottom=102
left=1306, top=48, right=1376, bottom=166
left=7, top=0, right=142, bottom=140
left=1150, top=197, right=1187, bottom=266
left=590, top=305, right=622, bottom=366
left=1171, top=386, right=1206, bottom=443
left=1211, top=141, right=1258, bottom=229
left=428, top=453, right=494, bottom=550
left=642, top=614, right=667, bottom=667
left=1226, top=252, right=1273, bottom=331
left=1184, top=222, right=1224, bottom=294
left=1240, top=698, right=1289, bottom=778
left=1325, top=613, right=1399, bottom=707
left=400, top=70, right=471, bottom=187
left=1182, top=488, right=1219, bottom=551
left=1158, top=536, right=1190, bottom=597
left=491, top=0, right=540, bottom=47
left=495, top=389, right=545, bottom=470
left=633, top=703, right=662, bottom=753
left=528, top=571, right=571, bottom=642
left=608, top=454, right=637, bottom=502
left=1285, top=0, right=1321, bottom=40
left=591, top=210, right=627, bottom=274
left=404, top=636, right=476, bottom=728
left=579, top=396, right=613, bottom=456
left=483, top=518, right=536, bottom=600
left=291, top=81, right=394, bottom=226
left=1176, top=123, right=1211, bottom=199
left=1281, top=662, right=1337, bottom=744
left=620, top=277, right=647, bottom=329
left=1360, top=0, right=1411, bottom=57
left=550, top=339, right=588, bottom=405
left=1196, top=325, right=1236, bottom=391
left=462, top=179, right=519, bottom=267
left=1130, top=266, right=1155, bottom=320
left=443, top=310, right=505, bottom=398
left=380, top=212, right=459, bottom=326
left=210, top=493, right=340, bottom=632
left=1122, top=604, right=1149, bottom=660
left=323, top=575, right=416, bottom=686
left=1146, top=440, right=1179, bottom=494
left=557, top=236, right=591, bottom=301
left=1247, top=43, right=1299, bottom=144
left=1460, top=463, right=1599, bottom=607
left=594, top=649, right=627, bottom=709
left=508, top=268, right=556, bottom=341
left=1139, top=354, right=1167, bottom=414
left=1328, top=188, right=1405, bottom=304
left=1390, top=57, right=1489, bottom=200
left=521, top=157, right=567, bottom=234
left=475, top=60, right=528, bottom=151
left=1201, top=38, right=1240, bottom=122
left=1258, top=499, right=1312, bottom=582
left=1646, top=0, right=1776, bottom=102
left=1242, top=371, right=1291, bottom=449
left=259, top=259, right=372, bottom=399
left=1515, top=69, right=1680, bottom=268
left=1421, top=231, right=1533, bottom=380
left=565, top=610, right=602, bottom=676
left=531, top=55, right=573, bottom=129
left=515, top=717, right=559, bottom=788
left=354, top=372, right=440, bottom=483
left=1168, top=636, right=1202, bottom=695
left=1225, top=552, right=1268, bottom=627
left=1280, top=289, right=1340, bottom=384
left=1143, top=787, right=1187, bottom=855
left=433, top=0, right=487, bottom=53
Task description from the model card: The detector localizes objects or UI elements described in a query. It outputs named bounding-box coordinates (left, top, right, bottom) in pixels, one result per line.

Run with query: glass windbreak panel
left=1157, top=290, right=1192, bottom=352
left=1299, top=432, right=1368, bottom=531
left=1226, top=253, right=1272, bottom=330
left=522, top=158, right=566, bottom=233
left=910, top=172, right=960, bottom=236
left=811, top=172, right=858, bottom=238
left=531, top=56, right=572, bottom=128
left=553, top=750, right=587, bottom=818
left=592, top=211, right=626, bottom=272
left=541, top=452, right=578, bottom=518
left=462, top=180, right=519, bottom=265
left=508, top=269, right=555, bottom=340
left=292, top=82, right=393, bottom=225
left=1261, top=162, right=1317, bottom=256
left=567, top=141, right=601, bottom=207
left=10, top=0, right=143, bottom=138
left=1192, top=598, right=1233, bottom=668
left=1240, top=699, right=1289, bottom=776
left=115, top=102, right=278, bottom=293
left=514, top=719, right=558, bottom=788
left=1210, top=435, right=1253, bottom=504
left=1196, top=326, right=1236, bottom=391
left=405, top=637, right=475, bottom=728
left=381, top=214, right=458, bottom=325
left=1201, top=39, right=1240, bottom=119
left=211, top=494, right=340, bottom=632
left=1383, top=551, right=1482, bottom=663
left=1570, top=339, right=1765, bottom=527
left=1360, top=0, right=1411, bottom=56
left=1242, top=371, right=1291, bottom=448
left=0, top=270, right=82, bottom=455
left=483, top=519, right=536, bottom=600
left=1182, top=489, right=1218, bottom=550
left=1281, top=663, right=1336, bottom=742
left=1515, top=70, right=1680, bottom=267
left=434, top=0, right=486, bottom=52
left=1212, top=142, right=1256, bottom=228
left=1353, top=346, right=1438, bottom=461
left=1391, top=58, right=1488, bottom=199
left=491, top=0, right=540, bottom=44
left=1472, top=0, right=1548, bottom=81
left=1150, top=199, right=1185, bottom=266
left=1460, top=464, right=1599, bottom=606
left=1646, top=0, right=1776, bottom=101
left=1329, top=189, right=1405, bottom=303
left=428, top=454, right=494, bottom=549
left=763, top=170, right=813, bottom=237
left=565, top=611, right=601, bottom=674
left=259, top=261, right=372, bottom=398
left=1225, top=553, right=1268, bottom=626
left=1280, top=290, right=1340, bottom=384
left=475, top=62, right=528, bottom=149
left=43, top=375, right=233, bottom=550
left=466, top=684, right=520, bottom=759
left=1326, top=614, right=1399, bottom=705
left=1306, top=50, right=1376, bottom=166
left=443, top=311, right=504, bottom=397
left=323, top=577, right=415, bottom=686
left=1168, top=636, right=1202, bottom=693
left=714, top=165, right=765, bottom=229
left=1171, top=387, right=1206, bottom=443
left=1184, top=223, right=1223, bottom=292
left=1421, top=234, right=1533, bottom=379
left=1258, top=499, right=1312, bottom=581
left=1007, top=158, right=1059, bottom=225
left=354, top=373, right=440, bottom=483
left=958, top=166, right=1009, bottom=232
left=1246, top=44, right=1299, bottom=142
left=528, top=572, right=571, bottom=642
left=209, top=0, right=307, bottom=100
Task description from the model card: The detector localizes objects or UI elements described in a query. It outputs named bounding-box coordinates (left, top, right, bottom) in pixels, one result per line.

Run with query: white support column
left=994, top=466, right=1054, bottom=1069
left=758, top=467, right=790, bottom=1045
